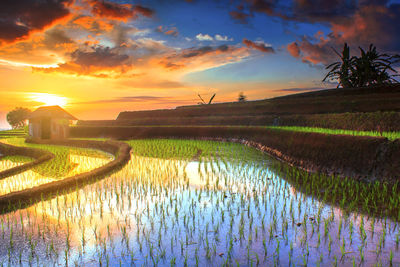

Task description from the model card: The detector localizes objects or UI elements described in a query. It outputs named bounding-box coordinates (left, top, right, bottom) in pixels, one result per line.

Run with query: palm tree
left=352, top=44, right=399, bottom=87
left=323, top=43, right=399, bottom=88
left=323, top=43, right=355, bottom=88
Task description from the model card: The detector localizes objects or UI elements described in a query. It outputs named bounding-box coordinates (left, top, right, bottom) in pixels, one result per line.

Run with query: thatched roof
left=29, top=106, right=77, bottom=120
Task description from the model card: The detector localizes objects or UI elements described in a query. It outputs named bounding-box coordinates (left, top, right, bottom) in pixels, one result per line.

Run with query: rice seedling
left=0, top=137, right=113, bottom=195
left=0, top=138, right=397, bottom=266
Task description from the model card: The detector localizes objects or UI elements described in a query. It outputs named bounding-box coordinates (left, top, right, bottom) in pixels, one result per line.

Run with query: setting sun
left=29, top=93, right=68, bottom=107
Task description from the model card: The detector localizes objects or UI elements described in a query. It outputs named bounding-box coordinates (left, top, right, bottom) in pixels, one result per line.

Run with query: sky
left=0, top=0, right=400, bottom=128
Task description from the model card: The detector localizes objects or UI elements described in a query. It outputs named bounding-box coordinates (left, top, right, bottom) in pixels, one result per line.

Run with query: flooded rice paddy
left=0, top=139, right=398, bottom=266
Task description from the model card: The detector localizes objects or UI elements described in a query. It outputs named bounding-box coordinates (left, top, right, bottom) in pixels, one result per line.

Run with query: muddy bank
left=71, top=126, right=399, bottom=182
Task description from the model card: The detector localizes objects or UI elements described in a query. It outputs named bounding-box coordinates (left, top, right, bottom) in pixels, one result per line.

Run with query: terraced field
left=0, top=138, right=398, bottom=266
left=0, top=137, right=113, bottom=195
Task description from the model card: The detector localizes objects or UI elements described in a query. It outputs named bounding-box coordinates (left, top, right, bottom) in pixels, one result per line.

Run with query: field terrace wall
left=0, top=142, right=54, bottom=179
left=0, top=139, right=131, bottom=212
left=79, top=111, right=400, bottom=132
left=117, top=84, right=400, bottom=119
left=78, top=84, right=400, bottom=131
left=71, top=126, right=400, bottom=182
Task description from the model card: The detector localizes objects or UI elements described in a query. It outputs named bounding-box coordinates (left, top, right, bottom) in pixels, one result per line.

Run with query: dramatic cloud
left=89, top=0, right=153, bottom=21
left=159, top=44, right=249, bottom=72
left=71, top=15, right=114, bottom=34
left=243, top=39, right=274, bottom=53
left=71, top=46, right=129, bottom=67
left=287, top=2, right=400, bottom=64
left=33, top=46, right=131, bottom=77
left=229, top=0, right=400, bottom=64
left=0, top=0, right=73, bottom=44
left=43, top=28, right=75, bottom=51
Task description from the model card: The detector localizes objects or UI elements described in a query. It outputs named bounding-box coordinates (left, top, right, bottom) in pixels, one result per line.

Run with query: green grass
left=266, top=126, right=400, bottom=140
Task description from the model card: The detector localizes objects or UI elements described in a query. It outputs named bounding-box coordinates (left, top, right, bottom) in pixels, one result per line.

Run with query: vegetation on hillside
left=323, top=43, right=400, bottom=88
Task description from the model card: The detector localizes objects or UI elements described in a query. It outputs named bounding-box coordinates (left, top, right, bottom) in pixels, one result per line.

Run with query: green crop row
left=0, top=138, right=398, bottom=266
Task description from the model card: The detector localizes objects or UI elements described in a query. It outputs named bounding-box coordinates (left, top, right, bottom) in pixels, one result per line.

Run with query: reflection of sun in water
left=30, top=93, right=68, bottom=107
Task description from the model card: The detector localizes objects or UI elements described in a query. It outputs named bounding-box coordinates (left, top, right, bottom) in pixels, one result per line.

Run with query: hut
left=28, top=106, right=77, bottom=140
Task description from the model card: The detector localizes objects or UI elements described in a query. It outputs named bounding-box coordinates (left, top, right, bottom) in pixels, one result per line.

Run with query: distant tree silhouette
left=323, top=43, right=400, bottom=88
left=6, top=107, right=31, bottom=129
left=238, top=92, right=247, bottom=102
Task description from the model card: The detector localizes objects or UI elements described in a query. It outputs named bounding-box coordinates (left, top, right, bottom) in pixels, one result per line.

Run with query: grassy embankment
left=266, top=126, right=400, bottom=140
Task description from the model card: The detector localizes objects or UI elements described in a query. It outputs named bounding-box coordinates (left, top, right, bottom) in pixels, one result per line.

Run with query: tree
left=323, top=43, right=355, bottom=88
left=197, top=93, right=216, bottom=105
left=6, top=107, right=31, bottom=129
left=352, top=44, right=399, bottom=87
left=323, top=43, right=400, bottom=88
left=238, top=92, right=247, bottom=102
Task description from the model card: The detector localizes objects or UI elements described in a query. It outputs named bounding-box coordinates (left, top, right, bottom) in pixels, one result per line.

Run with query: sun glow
left=29, top=93, right=68, bottom=107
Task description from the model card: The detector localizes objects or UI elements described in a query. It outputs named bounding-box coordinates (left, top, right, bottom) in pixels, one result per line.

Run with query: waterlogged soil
left=0, top=156, right=32, bottom=171
left=0, top=139, right=398, bottom=266
left=0, top=139, right=113, bottom=195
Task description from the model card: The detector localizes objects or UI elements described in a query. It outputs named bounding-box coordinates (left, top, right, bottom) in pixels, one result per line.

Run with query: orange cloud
left=88, top=0, right=153, bottom=21
left=72, top=15, right=114, bottom=33
left=33, top=46, right=131, bottom=78
left=284, top=1, right=400, bottom=64
left=287, top=42, right=300, bottom=58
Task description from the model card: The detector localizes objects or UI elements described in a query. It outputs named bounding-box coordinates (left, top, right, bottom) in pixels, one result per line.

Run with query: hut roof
left=29, top=106, right=77, bottom=120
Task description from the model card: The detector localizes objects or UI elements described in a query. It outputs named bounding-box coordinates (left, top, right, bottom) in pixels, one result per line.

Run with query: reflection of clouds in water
left=0, top=140, right=398, bottom=266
